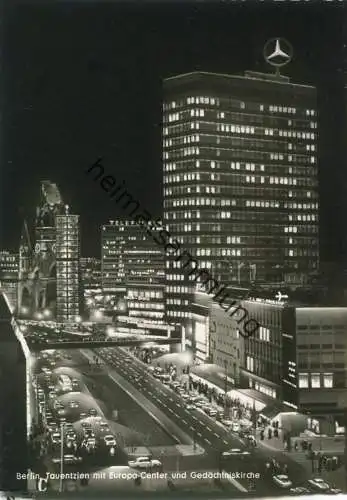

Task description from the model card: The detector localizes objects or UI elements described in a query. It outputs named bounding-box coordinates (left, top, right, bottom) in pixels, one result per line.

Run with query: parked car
left=207, top=408, right=218, bottom=417
left=307, top=478, right=330, bottom=492
left=221, top=419, right=233, bottom=428
left=289, top=487, right=311, bottom=495
left=273, top=475, right=292, bottom=489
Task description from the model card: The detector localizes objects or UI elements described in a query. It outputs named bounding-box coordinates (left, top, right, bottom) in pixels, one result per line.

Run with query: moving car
left=83, top=429, right=95, bottom=439
left=128, top=457, right=162, bottom=469
left=89, top=408, right=98, bottom=417
left=99, top=421, right=110, bottom=432
left=104, top=434, right=117, bottom=447
left=66, top=430, right=77, bottom=442
left=222, top=448, right=251, bottom=458
left=231, top=422, right=240, bottom=433
left=63, top=454, right=82, bottom=464
left=51, top=432, right=61, bottom=445
left=80, top=412, right=87, bottom=419
left=273, top=474, right=292, bottom=489
left=47, top=422, right=59, bottom=434
left=69, top=400, right=79, bottom=409
left=307, top=478, right=330, bottom=492
left=71, top=378, right=80, bottom=389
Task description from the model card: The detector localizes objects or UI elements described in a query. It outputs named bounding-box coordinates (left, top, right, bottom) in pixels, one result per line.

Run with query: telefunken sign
left=85, top=158, right=261, bottom=339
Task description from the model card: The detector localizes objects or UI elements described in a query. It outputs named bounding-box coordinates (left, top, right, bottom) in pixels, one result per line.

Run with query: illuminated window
left=311, top=373, right=320, bottom=388
left=298, top=373, right=309, bottom=388
left=246, top=356, right=254, bottom=372
left=323, top=373, right=333, bottom=388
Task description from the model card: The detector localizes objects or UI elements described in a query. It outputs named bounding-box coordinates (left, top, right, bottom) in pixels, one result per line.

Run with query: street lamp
left=224, top=360, right=228, bottom=418
left=59, top=422, right=65, bottom=493
left=43, top=308, right=51, bottom=318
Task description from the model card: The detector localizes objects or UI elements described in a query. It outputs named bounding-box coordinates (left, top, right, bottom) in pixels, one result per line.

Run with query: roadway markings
left=223, top=470, right=248, bottom=493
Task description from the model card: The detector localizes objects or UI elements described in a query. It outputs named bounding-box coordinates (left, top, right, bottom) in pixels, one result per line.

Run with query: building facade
left=55, top=206, right=81, bottom=322
left=295, top=307, right=347, bottom=435
left=163, top=71, right=318, bottom=328
left=209, top=301, right=243, bottom=387
left=80, top=257, right=102, bottom=303
left=0, top=251, right=19, bottom=311
left=190, top=291, right=243, bottom=385
left=239, top=292, right=347, bottom=435
left=101, top=220, right=165, bottom=322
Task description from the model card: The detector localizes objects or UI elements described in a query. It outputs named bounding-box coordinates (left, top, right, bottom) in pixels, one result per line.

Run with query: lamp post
left=252, top=399, right=257, bottom=438
left=224, top=360, right=228, bottom=418
left=193, top=427, right=196, bottom=452
left=59, top=422, right=65, bottom=493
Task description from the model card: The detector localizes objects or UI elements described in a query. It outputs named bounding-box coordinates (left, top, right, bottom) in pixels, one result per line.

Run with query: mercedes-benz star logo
left=263, top=38, right=293, bottom=68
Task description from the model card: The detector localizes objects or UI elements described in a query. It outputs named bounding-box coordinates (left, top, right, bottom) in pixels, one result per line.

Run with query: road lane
left=92, top=347, right=314, bottom=495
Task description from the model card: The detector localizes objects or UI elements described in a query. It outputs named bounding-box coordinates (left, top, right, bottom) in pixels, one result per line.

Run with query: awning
left=225, top=389, right=266, bottom=412
left=260, top=402, right=292, bottom=420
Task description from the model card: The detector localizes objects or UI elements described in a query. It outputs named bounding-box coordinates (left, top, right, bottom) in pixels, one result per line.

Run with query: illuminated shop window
left=311, top=373, right=320, bottom=388
left=298, top=373, right=309, bottom=388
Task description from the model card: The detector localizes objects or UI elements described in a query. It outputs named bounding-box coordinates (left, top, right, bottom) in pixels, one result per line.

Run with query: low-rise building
left=238, top=289, right=347, bottom=435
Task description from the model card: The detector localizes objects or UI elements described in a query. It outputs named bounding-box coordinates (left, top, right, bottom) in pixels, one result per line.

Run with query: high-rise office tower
left=101, top=220, right=165, bottom=322
left=55, top=205, right=81, bottom=322
left=163, top=71, right=318, bottom=325
left=101, top=222, right=126, bottom=292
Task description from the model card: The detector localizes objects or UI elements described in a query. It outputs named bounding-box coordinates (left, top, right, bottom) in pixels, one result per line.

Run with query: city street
left=87, top=347, right=314, bottom=495
left=30, top=349, right=243, bottom=495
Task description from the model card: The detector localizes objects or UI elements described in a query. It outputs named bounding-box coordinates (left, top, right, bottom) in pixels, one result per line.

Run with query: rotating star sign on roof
left=263, top=38, right=293, bottom=75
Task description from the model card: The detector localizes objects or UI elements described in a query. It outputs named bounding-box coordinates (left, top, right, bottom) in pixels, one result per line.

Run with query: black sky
left=1, top=1, right=345, bottom=261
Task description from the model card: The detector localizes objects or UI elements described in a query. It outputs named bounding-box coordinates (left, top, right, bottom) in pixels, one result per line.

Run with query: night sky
left=1, top=1, right=345, bottom=262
